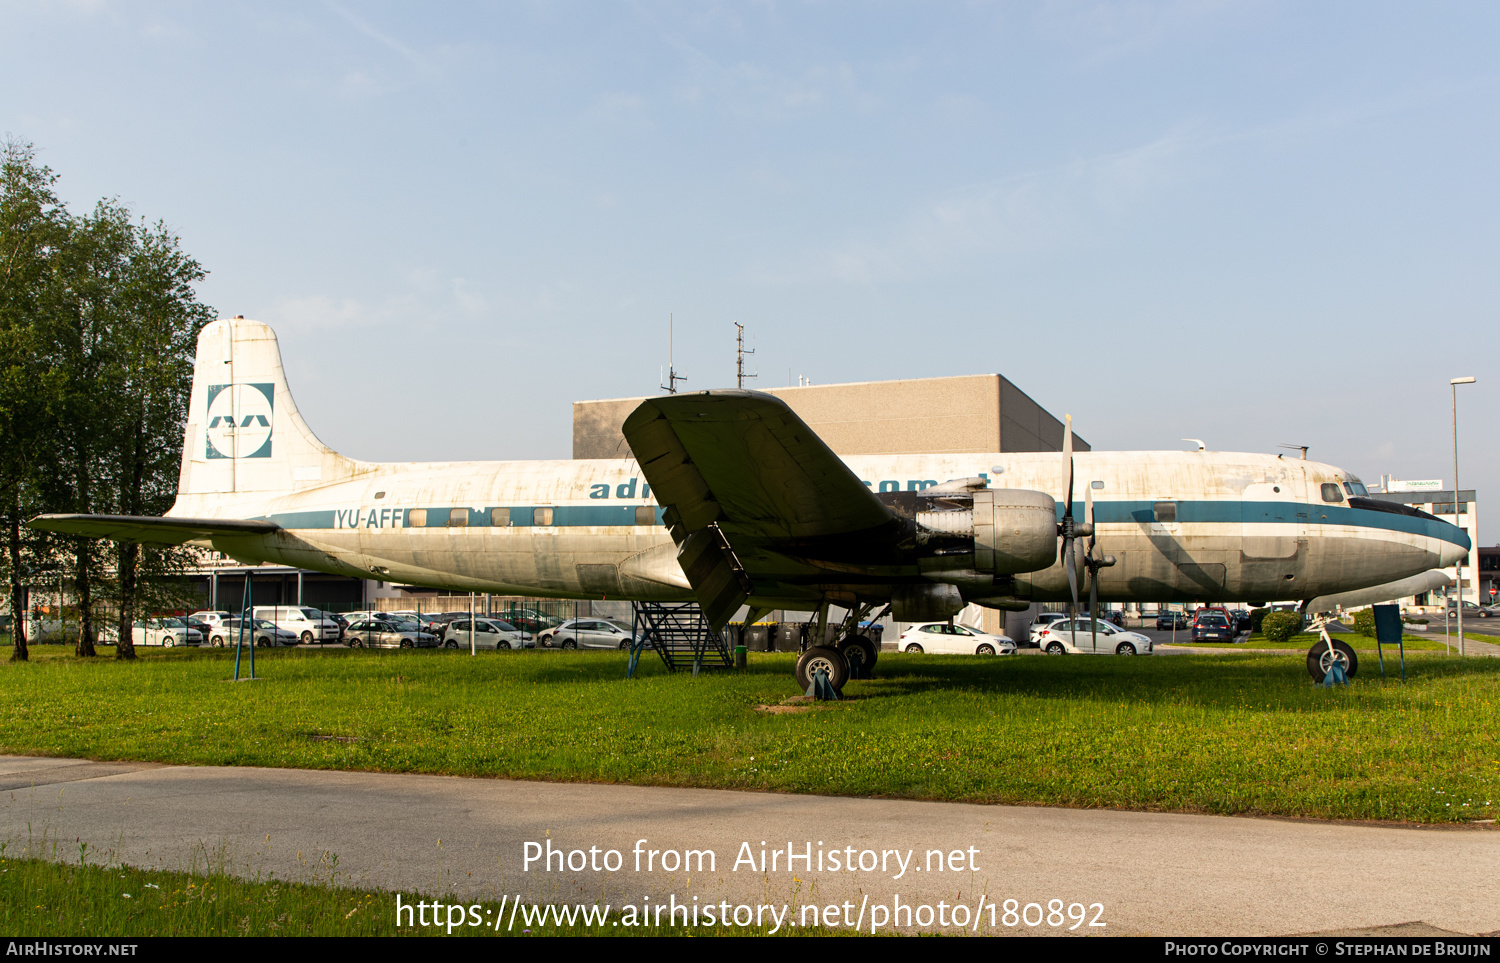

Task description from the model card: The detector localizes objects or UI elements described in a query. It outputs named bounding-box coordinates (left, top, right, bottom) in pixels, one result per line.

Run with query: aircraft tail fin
left=175, top=318, right=360, bottom=504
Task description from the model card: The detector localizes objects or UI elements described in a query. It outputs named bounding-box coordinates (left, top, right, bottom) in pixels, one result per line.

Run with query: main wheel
left=1046, top=641, right=1066, bottom=655
left=795, top=646, right=849, bottom=691
left=1116, top=642, right=1137, bottom=656
left=837, top=635, right=878, bottom=675
left=904, top=643, right=924, bottom=654
left=976, top=643, right=996, bottom=655
left=1306, top=639, right=1358, bottom=683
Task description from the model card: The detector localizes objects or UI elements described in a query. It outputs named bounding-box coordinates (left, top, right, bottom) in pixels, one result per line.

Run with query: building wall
left=573, top=373, right=1088, bottom=459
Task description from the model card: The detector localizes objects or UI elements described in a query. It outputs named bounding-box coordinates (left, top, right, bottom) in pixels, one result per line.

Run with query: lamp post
left=1451, top=376, right=1476, bottom=656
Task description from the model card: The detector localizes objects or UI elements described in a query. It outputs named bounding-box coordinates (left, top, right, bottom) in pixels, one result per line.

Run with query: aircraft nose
left=1436, top=525, right=1472, bottom=568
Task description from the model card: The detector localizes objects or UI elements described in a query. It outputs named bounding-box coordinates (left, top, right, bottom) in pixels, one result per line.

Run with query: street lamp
left=1451, top=376, right=1476, bottom=656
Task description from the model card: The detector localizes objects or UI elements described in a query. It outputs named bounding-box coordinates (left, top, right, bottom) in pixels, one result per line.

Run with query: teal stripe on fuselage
left=256, top=501, right=1465, bottom=549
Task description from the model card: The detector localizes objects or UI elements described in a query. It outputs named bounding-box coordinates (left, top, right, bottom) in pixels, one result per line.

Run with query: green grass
left=0, top=856, right=809, bottom=936
left=2, top=645, right=1498, bottom=823
left=1172, top=631, right=1457, bottom=651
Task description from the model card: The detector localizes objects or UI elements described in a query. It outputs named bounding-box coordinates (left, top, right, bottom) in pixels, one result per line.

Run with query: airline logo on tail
left=205, top=383, right=274, bottom=459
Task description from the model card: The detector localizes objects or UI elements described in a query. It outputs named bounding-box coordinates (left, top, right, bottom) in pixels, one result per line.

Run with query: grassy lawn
left=1171, top=631, right=1457, bottom=651
left=1, top=645, right=1497, bottom=823
left=0, top=856, right=804, bottom=936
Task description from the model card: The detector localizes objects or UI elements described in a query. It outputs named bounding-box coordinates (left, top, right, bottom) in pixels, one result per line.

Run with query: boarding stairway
left=631, top=602, right=734, bottom=674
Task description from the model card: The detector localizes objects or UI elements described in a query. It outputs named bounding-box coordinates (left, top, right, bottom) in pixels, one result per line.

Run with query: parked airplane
left=32, top=318, right=1467, bottom=684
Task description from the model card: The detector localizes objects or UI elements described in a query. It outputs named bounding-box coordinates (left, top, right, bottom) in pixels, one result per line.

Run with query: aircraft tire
left=1046, top=642, right=1067, bottom=655
left=1306, top=639, right=1358, bottom=683
left=837, top=634, right=878, bottom=674
left=795, top=646, right=849, bottom=691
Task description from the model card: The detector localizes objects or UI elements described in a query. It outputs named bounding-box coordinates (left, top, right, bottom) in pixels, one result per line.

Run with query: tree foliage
left=0, top=140, right=214, bottom=661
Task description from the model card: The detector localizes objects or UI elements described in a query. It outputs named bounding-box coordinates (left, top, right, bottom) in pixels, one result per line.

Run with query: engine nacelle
left=890, top=582, right=966, bottom=622
left=972, top=489, right=1058, bottom=575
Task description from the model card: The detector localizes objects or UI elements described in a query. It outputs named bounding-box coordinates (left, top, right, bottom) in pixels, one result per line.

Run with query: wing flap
left=29, top=514, right=279, bottom=545
left=623, top=391, right=892, bottom=542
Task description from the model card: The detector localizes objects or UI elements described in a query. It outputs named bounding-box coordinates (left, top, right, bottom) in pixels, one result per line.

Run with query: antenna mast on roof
left=735, top=322, right=757, bottom=389
left=1278, top=444, right=1309, bottom=460
left=660, top=313, right=686, bottom=394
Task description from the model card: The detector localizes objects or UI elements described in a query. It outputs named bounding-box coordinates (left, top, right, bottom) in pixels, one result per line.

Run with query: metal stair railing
left=631, top=601, right=734, bottom=674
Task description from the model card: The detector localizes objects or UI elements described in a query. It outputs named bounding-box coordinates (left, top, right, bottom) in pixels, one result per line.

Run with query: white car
left=1027, top=612, right=1069, bottom=647
left=898, top=623, right=1017, bottom=655
left=1034, top=618, right=1152, bottom=656
left=103, top=618, right=203, bottom=647
left=442, top=618, right=531, bottom=650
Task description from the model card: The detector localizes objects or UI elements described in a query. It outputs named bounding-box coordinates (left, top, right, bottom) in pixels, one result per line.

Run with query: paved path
left=2, top=755, right=1496, bottom=936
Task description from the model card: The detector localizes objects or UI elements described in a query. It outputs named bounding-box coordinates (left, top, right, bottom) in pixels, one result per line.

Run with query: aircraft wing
left=28, top=514, right=279, bottom=545
left=622, top=390, right=898, bottom=627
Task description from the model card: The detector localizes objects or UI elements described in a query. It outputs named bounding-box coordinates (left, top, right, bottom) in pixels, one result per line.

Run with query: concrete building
left=573, top=373, right=1088, bottom=460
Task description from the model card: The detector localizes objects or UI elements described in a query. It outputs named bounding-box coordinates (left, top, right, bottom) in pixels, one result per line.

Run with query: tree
left=0, top=140, right=213, bottom=661
left=0, top=140, right=69, bottom=662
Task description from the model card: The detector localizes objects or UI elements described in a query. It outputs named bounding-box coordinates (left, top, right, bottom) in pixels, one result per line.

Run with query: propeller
left=1057, top=415, right=1092, bottom=624
left=1083, top=480, right=1117, bottom=650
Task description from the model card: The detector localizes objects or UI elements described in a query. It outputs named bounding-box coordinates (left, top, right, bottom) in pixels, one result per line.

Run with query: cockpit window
left=1321, top=483, right=1345, bottom=503
left=1343, top=476, right=1368, bottom=497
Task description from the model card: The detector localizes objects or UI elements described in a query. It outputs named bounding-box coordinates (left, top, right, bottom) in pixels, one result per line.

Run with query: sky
left=3, top=1, right=1496, bottom=544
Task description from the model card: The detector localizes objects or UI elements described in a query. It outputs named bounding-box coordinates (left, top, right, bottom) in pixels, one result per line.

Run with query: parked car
left=441, top=618, right=531, bottom=649
left=1035, top=618, right=1153, bottom=655
left=1447, top=600, right=1494, bottom=618
left=213, top=618, right=298, bottom=647
left=495, top=607, right=564, bottom=635
left=898, top=622, right=1016, bottom=655
left=107, top=617, right=203, bottom=647
left=251, top=606, right=340, bottom=644
left=539, top=618, right=638, bottom=649
left=1191, top=613, right=1236, bottom=643
left=1026, top=613, right=1069, bottom=647
left=1155, top=612, right=1190, bottom=630
left=344, top=619, right=435, bottom=649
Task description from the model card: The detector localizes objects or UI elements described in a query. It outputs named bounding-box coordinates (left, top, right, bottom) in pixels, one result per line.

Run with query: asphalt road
left=2, top=755, right=1495, bottom=937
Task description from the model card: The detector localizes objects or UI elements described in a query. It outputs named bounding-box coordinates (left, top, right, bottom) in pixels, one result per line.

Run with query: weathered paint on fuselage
left=174, top=450, right=1469, bottom=608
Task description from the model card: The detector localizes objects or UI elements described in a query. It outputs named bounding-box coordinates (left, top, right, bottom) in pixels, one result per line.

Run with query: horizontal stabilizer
left=28, top=514, right=279, bottom=545
left=1304, top=569, right=1453, bottom=616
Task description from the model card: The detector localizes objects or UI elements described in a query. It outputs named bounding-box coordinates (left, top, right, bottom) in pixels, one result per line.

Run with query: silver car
left=541, top=618, right=638, bottom=649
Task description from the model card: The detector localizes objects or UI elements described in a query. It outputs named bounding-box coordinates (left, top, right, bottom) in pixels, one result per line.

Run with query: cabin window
left=406, top=509, right=427, bottom=527
left=448, top=508, right=469, bottom=527
left=1321, top=483, right=1344, bottom=503
left=533, top=507, right=554, bottom=526
left=374, top=491, right=385, bottom=499
left=634, top=506, right=656, bottom=526
left=1153, top=501, right=1177, bottom=523
left=1090, top=480, right=1104, bottom=490
left=490, top=508, right=511, bottom=527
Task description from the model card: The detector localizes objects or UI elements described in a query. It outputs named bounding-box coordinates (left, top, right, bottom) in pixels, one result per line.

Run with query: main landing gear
left=792, top=602, right=886, bottom=696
